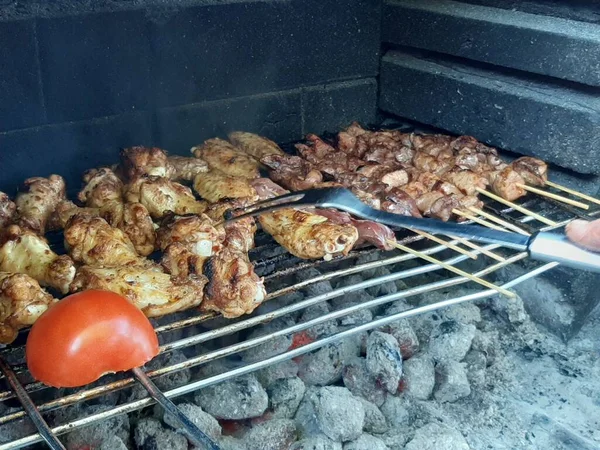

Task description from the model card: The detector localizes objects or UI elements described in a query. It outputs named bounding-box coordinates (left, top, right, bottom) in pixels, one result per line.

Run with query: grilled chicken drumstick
left=15, top=175, right=66, bottom=235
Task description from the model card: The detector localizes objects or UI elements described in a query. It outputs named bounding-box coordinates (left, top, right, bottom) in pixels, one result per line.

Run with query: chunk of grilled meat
left=191, top=138, right=260, bottom=179
left=127, top=177, right=207, bottom=219
left=228, top=131, right=284, bottom=160
left=16, top=175, right=66, bottom=234
left=0, top=272, right=57, bottom=344
left=409, top=134, right=454, bottom=160
left=259, top=209, right=358, bottom=260
left=168, top=155, right=209, bottom=182
left=511, top=157, right=548, bottom=187
left=64, top=214, right=141, bottom=267
left=381, top=188, right=423, bottom=218
left=486, top=166, right=526, bottom=201
left=442, top=169, right=489, bottom=196
left=71, top=264, right=207, bottom=318
left=202, top=247, right=265, bottom=318
left=77, top=168, right=124, bottom=227
left=120, top=146, right=175, bottom=180
left=296, top=134, right=365, bottom=177
left=0, top=192, right=16, bottom=229
left=121, top=203, right=157, bottom=256
left=0, top=225, right=76, bottom=294
left=412, top=152, right=454, bottom=176
left=193, top=170, right=259, bottom=203
left=157, top=214, right=225, bottom=278
left=48, top=200, right=101, bottom=231
left=261, top=154, right=323, bottom=191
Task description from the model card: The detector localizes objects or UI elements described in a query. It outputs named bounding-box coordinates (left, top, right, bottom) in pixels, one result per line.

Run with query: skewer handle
left=529, top=232, right=600, bottom=273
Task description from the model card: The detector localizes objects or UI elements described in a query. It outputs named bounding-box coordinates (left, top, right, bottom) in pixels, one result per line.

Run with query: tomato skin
left=26, top=290, right=159, bottom=388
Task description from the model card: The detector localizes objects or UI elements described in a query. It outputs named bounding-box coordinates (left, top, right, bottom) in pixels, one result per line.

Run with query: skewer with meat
left=15, top=175, right=66, bottom=235
left=261, top=154, right=323, bottom=191
left=511, top=156, right=548, bottom=187
left=295, top=134, right=365, bottom=177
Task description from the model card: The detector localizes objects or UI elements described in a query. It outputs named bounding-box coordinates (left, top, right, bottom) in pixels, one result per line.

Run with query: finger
left=565, top=219, right=600, bottom=252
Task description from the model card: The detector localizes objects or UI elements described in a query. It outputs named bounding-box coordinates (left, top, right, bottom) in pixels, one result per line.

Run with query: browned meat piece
left=511, top=157, right=548, bottom=187
left=297, top=134, right=364, bottom=176
left=259, top=209, right=358, bottom=260
left=337, top=122, right=369, bottom=156
left=443, top=170, right=489, bottom=196
left=120, top=146, right=175, bottom=180
left=0, top=272, right=57, bottom=344
left=121, top=203, right=156, bottom=256
left=410, top=134, right=454, bottom=160
left=228, top=131, right=284, bottom=160
left=414, top=192, right=460, bottom=222
left=202, top=247, right=266, bottom=318
left=64, top=214, right=141, bottom=267
left=191, top=138, right=260, bottom=179
left=223, top=218, right=257, bottom=253
left=71, top=264, right=207, bottom=318
left=402, top=181, right=429, bottom=199
left=250, top=178, right=288, bottom=199
left=16, top=175, right=66, bottom=234
left=412, top=152, right=454, bottom=176
left=413, top=172, right=463, bottom=197
left=204, top=197, right=255, bottom=223
left=48, top=200, right=101, bottom=231
left=168, top=155, right=209, bottom=182
left=356, top=165, right=410, bottom=189
left=353, top=190, right=382, bottom=210
left=157, top=214, right=225, bottom=278
left=261, top=154, right=323, bottom=191
left=381, top=188, right=422, bottom=218
left=77, top=168, right=124, bottom=227
left=487, top=167, right=526, bottom=201
left=0, top=225, right=76, bottom=294
left=193, top=170, right=258, bottom=203
left=0, top=192, right=16, bottom=229
left=458, top=195, right=484, bottom=211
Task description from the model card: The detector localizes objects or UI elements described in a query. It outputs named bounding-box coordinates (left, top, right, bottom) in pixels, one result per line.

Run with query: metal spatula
left=224, top=187, right=600, bottom=273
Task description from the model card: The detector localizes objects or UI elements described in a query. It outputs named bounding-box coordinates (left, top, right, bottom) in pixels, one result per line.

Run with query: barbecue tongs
left=224, top=187, right=600, bottom=273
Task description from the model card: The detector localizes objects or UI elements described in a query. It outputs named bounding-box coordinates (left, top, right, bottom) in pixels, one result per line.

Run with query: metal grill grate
left=1, top=163, right=599, bottom=449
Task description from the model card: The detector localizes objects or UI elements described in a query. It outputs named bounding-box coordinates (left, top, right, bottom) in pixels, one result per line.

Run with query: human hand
left=565, top=219, right=600, bottom=252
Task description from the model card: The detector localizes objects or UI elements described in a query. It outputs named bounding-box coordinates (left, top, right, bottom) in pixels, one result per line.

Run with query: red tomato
left=26, top=290, right=159, bottom=388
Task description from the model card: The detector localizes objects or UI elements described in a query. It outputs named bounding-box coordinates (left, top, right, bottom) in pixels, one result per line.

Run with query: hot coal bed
left=1, top=1, right=600, bottom=449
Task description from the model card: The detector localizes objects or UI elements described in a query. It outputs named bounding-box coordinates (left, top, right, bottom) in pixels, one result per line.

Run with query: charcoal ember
left=463, top=350, right=487, bottom=389
left=294, top=387, right=322, bottom=438
left=334, top=274, right=365, bottom=290
left=357, top=398, right=388, bottom=434
left=290, top=434, right=343, bottom=450
left=404, top=423, right=470, bottom=450
left=331, top=290, right=373, bottom=311
left=296, top=268, right=333, bottom=297
left=338, top=308, right=373, bottom=328
left=299, top=303, right=338, bottom=339
left=383, top=299, right=411, bottom=316
left=268, top=376, right=306, bottom=419
left=219, top=435, right=248, bottom=450
left=310, top=386, right=365, bottom=442
left=428, top=320, right=476, bottom=363
left=163, top=403, right=221, bottom=442
left=194, top=374, right=268, bottom=420
left=434, top=361, right=471, bottom=403
left=442, top=302, right=482, bottom=325
left=269, top=291, right=305, bottom=308
left=134, top=417, right=187, bottom=450
left=401, top=354, right=435, bottom=400
left=355, top=252, right=383, bottom=277
left=196, top=357, right=235, bottom=379
left=365, top=267, right=398, bottom=298
left=380, top=396, right=410, bottom=430
left=256, top=359, right=299, bottom=388
left=470, top=330, right=500, bottom=366
left=241, top=318, right=295, bottom=363
left=343, top=433, right=389, bottom=450
left=97, top=435, right=128, bottom=450
left=376, top=319, right=419, bottom=359
left=366, top=331, right=403, bottom=394
left=63, top=405, right=130, bottom=450
left=342, top=358, right=387, bottom=407
left=298, top=338, right=360, bottom=386
left=243, top=418, right=297, bottom=450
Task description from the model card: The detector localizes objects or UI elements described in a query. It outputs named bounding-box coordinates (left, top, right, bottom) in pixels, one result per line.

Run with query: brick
left=0, top=112, right=152, bottom=194
left=383, top=0, right=600, bottom=86
left=150, top=0, right=381, bottom=108
left=0, top=19, right=45, bottom=131
left=380, top=50, right=600, bottom=174
left=37, top=10, right=151, bottom=123
left=301, top=79, right=378, bottom=135
left=155, top=90, right=302, bottom=155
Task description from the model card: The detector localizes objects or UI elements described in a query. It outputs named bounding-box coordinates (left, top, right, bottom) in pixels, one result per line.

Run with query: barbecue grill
left=1, top=1, right=600, bottom=449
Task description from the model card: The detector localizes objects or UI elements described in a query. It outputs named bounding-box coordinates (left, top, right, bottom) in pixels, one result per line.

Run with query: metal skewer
left=386, top=239, right=514, bottom=298
left=475, top=188, right=557, bottom=226
left=452, top=209, right=507, bottom=231
left=544, top=180, right=600, bottom=206
left=412, top=229, right=477, bottom=259
left=447, top=235, right=506, bottom=262
left=517, top=184, right=589, bottom=209
left=467, top=206, right=531, bottom=235
left=131, top=367, right=220, bottom=450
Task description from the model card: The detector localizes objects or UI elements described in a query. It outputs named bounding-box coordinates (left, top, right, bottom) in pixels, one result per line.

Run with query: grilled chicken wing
left=77, top=168, right=124, bottom=227
left=168, top=155, right=209, bottom=182
left=0, top=225, right=76, bottom=294
left=71, top=264, right=207, bottom=318
left=48, top=200, right=100, bottom=231
left=193, top=170, right=258, bottom=203
left=157, top=214, right=225, bottom=278
left=64, top=214, right=141, bottom=267
left=16, top=175, right=66, bottom=234
left=191, top=138, right=260, bottom=179
left=259, top=209, right=358, bottom=260
left=202, top=247, right=265, bottom=318
left=0, top=272, right=57, bottom=344
left=120, top=146, right=175, bottom=180
left=511, top=157, right=548, bottom=187
left=127, top=177, right=207, bottom=219
left=122, top=203, right=157, bottom=256
left=228, top=131, right=284, bottom=160
left=0, top=192, right=16, bottom=229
